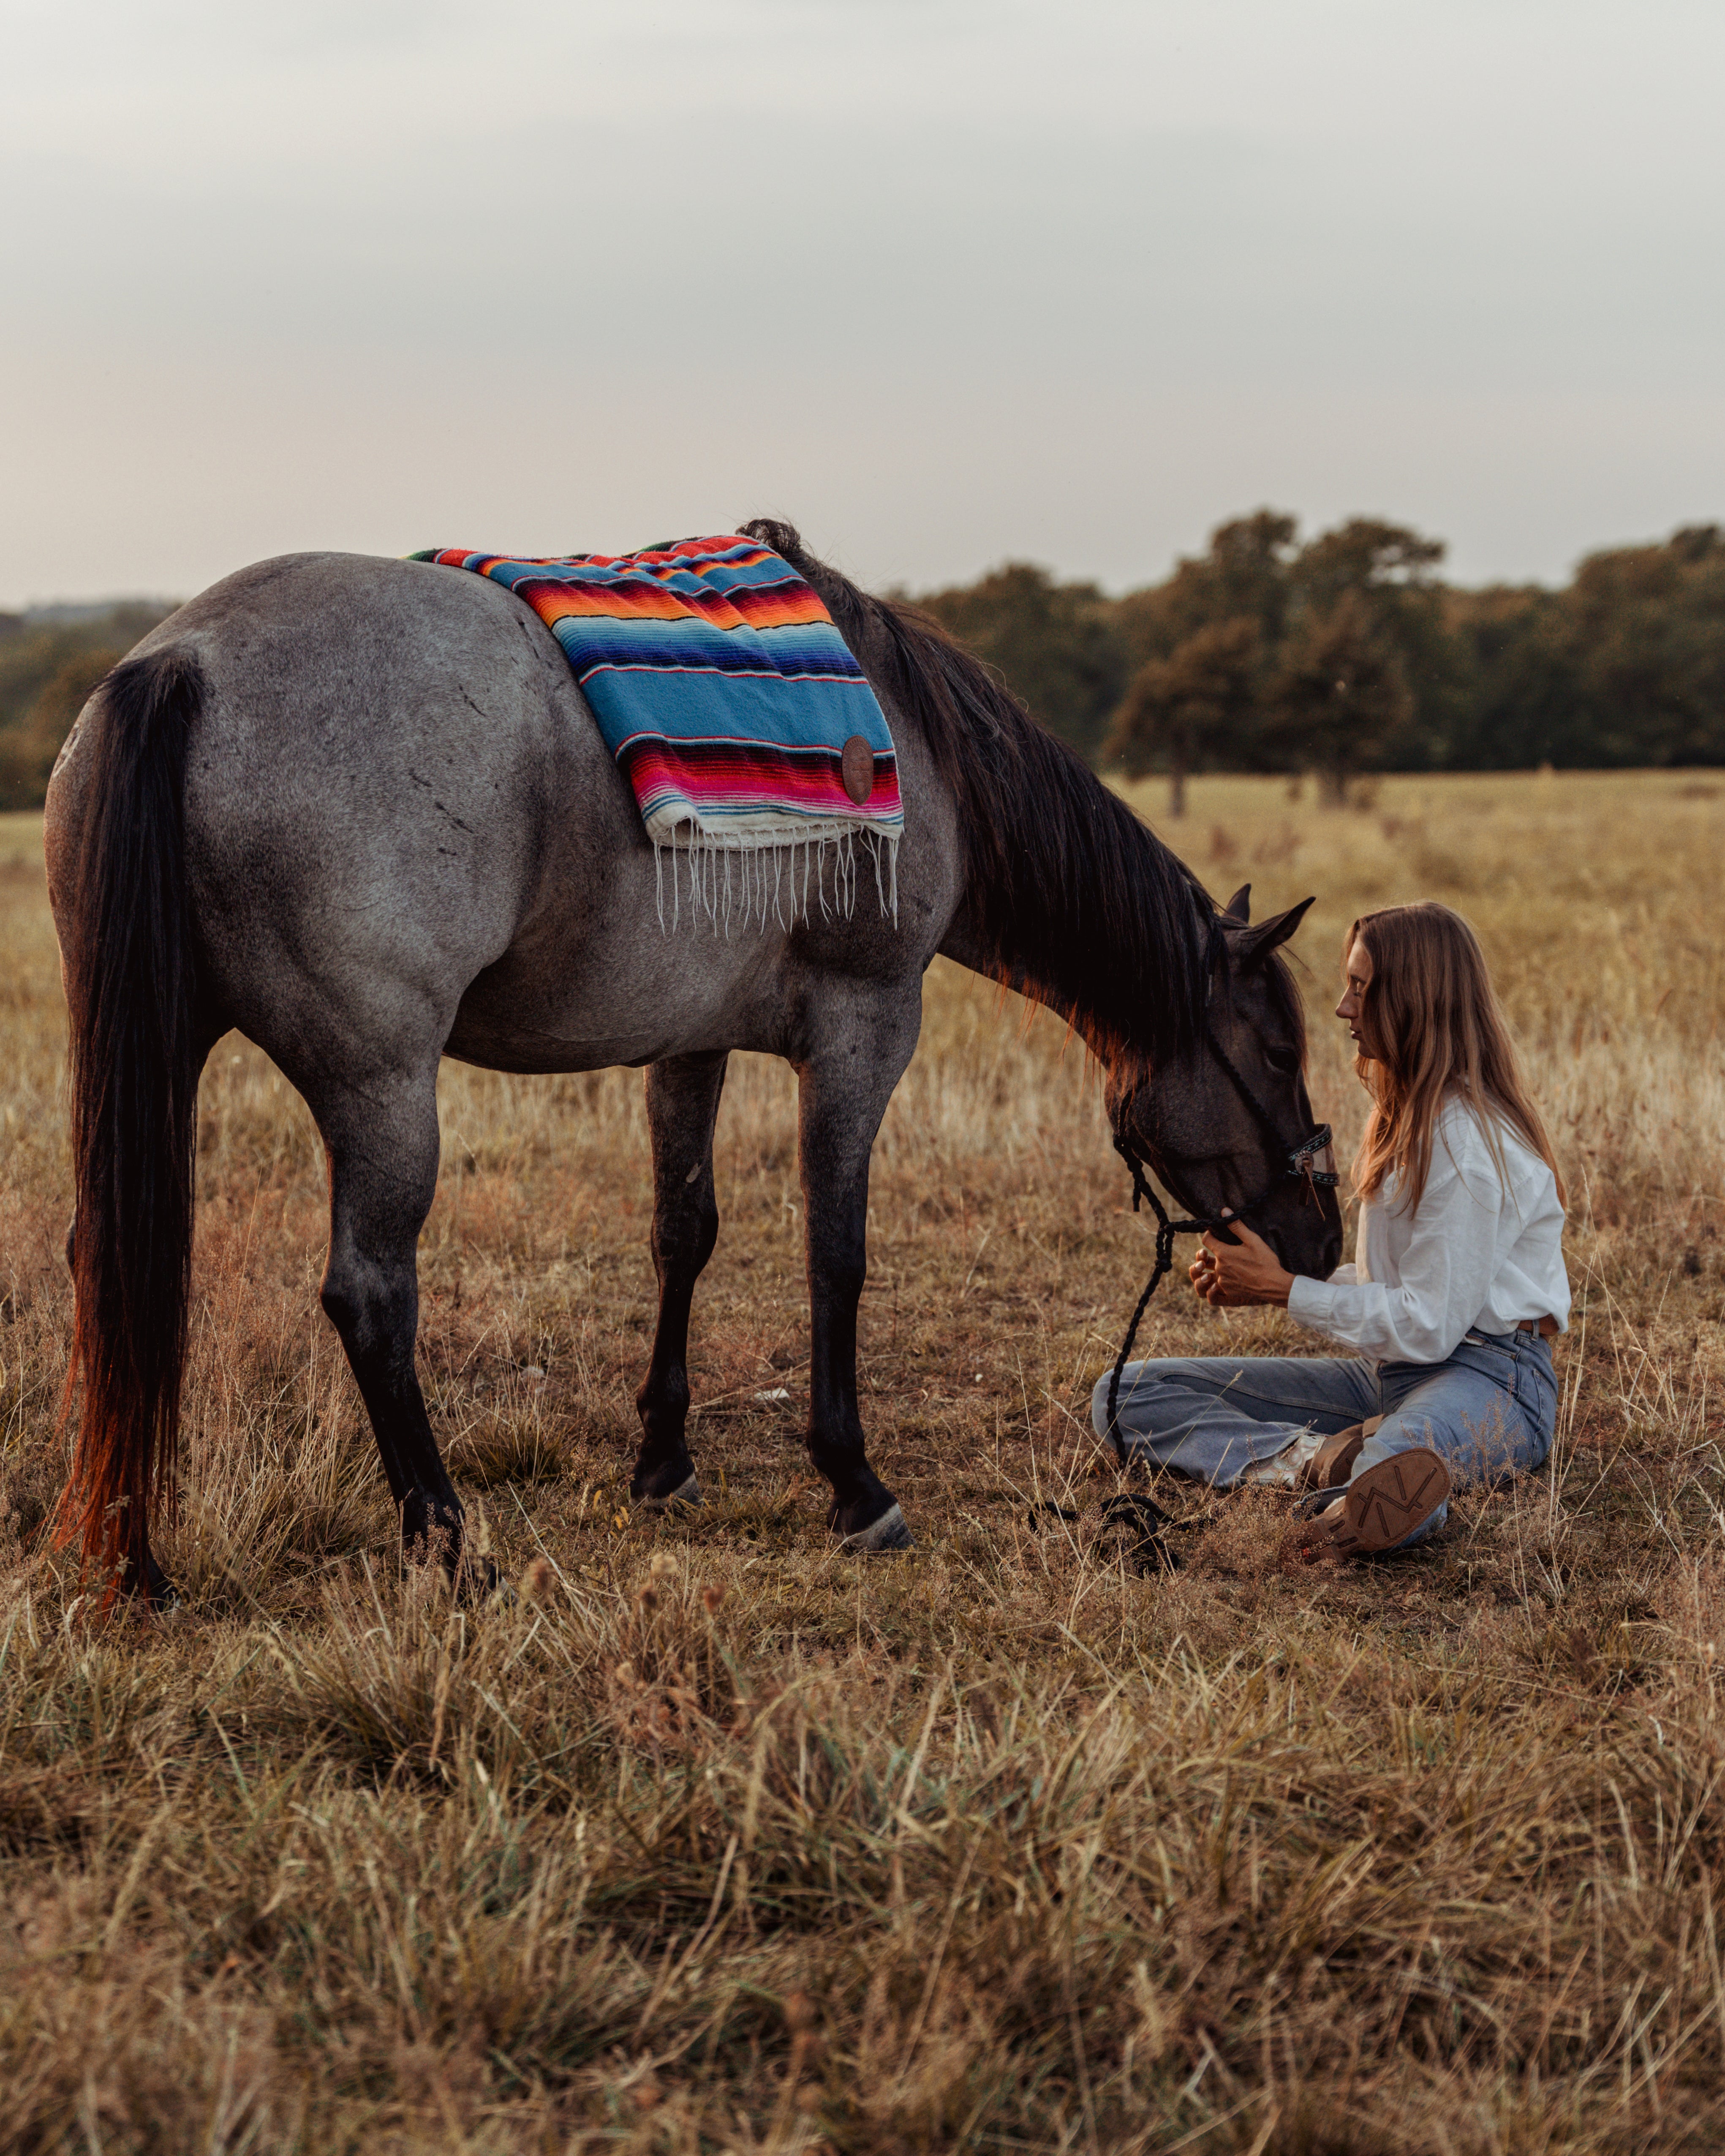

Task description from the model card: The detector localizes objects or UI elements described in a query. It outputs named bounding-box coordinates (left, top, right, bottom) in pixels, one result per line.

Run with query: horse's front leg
left=796, top=994, right=921, bottom=1551
left=632, top=1050, right=730, bottom=1508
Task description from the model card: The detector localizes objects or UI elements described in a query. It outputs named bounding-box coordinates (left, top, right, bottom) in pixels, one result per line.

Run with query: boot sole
left=1323, top=1448, right=1450, bottom=1555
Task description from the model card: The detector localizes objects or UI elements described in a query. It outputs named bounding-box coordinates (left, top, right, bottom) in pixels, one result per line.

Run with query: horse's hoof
left=633, top=1471, right=702, bottom=1514
left=455, top=1555, right=514, bottom=1606
left=834, top=1500, right=914, bottom=1554
left=135, top=1553, right=184, bottom=1621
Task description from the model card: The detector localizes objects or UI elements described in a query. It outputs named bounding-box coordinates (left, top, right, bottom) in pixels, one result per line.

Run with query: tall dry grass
left=3, top=772, right=1725, bottom=2152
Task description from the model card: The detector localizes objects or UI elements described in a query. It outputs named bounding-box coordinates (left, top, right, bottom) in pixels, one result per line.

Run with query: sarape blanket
left=414, top=535, right=903, bottom=927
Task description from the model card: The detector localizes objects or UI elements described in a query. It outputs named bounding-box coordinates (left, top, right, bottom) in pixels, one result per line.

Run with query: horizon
left=4, top=502, right=1713, bottom=619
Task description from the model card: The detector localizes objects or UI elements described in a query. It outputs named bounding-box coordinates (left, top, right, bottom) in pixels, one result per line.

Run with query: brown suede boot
left=1298, top=1415, right=1385, bottom=1492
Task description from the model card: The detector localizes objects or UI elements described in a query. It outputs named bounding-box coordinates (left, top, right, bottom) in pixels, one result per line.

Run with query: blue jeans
left=1091, top=1328, right=1558, bottom=1544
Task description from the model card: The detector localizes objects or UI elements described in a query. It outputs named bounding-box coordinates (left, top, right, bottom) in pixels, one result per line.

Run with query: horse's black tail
left=56, top=648, right=205, bottom=1600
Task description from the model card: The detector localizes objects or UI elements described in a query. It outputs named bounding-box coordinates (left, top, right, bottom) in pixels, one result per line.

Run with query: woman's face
left=1336, top=935, right=1377, bottom=1057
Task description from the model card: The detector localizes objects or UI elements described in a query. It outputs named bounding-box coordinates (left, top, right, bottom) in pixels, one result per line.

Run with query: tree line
left=0, top=603, right=173, bottom=811
left=2, top=517, right=1721, bottom=812
left=914, top=514, right=1725, bottom=809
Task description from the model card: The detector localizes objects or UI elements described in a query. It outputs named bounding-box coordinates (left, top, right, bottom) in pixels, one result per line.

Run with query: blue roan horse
left=43, top=519, right=1341, bottom=1604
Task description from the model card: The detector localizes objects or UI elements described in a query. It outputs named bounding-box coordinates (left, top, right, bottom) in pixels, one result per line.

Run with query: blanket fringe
left=653, top=829, right=899, bottom=936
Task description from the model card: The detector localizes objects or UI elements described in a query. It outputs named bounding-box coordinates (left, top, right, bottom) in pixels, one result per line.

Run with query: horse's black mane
left=741, top=519, right=1225, bottom=1074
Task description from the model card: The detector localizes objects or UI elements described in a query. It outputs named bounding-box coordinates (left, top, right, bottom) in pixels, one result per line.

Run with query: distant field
left=3, top=771, right=1725, bottom=2153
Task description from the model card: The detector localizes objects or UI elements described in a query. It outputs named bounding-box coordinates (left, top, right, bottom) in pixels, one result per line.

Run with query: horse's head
left=1109, top=884, right=1344, bottom=1278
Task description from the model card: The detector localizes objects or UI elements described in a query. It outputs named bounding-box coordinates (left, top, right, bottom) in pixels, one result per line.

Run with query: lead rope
left=1102, top=1134, right=1221, bottom=1453
left=1101, top=998, right=1339, bottom=1455
left=1101, top=1027, right=1337, bottom=1455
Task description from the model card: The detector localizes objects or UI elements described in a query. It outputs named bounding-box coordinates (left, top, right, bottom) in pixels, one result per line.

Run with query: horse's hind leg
left=633, top=1051, right=729, bottom=1508
left=311, top=1071, right=469, bottom=1575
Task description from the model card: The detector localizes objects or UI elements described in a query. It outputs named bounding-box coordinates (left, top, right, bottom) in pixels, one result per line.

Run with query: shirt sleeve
left=1285, top=1138, right=1504, bottom=1362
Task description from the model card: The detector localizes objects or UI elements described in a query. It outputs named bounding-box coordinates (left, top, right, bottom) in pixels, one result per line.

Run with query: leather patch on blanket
left=841, top=735, right=875, bottom=806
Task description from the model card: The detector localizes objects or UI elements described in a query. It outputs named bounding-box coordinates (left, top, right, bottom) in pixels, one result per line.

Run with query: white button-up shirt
left=1286, top=1096, right=1570, bottom=1365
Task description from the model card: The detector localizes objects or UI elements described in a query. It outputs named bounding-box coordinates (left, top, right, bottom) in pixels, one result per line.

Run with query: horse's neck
left=845, top=583, right=1208, bottom=1069
left=938, top=778, right=1207, bottom=1069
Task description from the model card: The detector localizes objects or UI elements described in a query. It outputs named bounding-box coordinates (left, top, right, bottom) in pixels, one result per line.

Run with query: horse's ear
left=1233, top=894, right=1316, bottom=965
left=1222, top=884, right=1252, bottom=924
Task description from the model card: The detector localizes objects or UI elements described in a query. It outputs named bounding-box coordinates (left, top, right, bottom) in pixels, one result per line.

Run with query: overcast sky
left=3, top=0, right=1722, bottom=607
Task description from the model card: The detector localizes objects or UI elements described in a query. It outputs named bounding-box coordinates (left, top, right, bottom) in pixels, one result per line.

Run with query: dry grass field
left=4, top=769, right=1725, bottom=2153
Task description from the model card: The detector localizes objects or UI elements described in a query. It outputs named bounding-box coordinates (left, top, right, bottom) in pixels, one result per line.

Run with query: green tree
left=1116, top=510, right=1298, bottom=672
left=1443, top=585, right=1581, bottom=768
left=1290, top=518, right=1444, bottom=613
left=918, top=512, right=1725, bottom=781
left=914, top=563, right=1129, bottom=760
left=0, top=602, right=174, bottom=810
left=0, top=647, right=125, bottom=810
left=1286, top=518, right=1457, bottom=769
left=1105, top=617, right=1261, bottom=817
left=1262, top=590, right=1413, bottom=803
left=1109, top=511, right=1459, bottom=785
left=1562, top=526, right=1725, bottom=765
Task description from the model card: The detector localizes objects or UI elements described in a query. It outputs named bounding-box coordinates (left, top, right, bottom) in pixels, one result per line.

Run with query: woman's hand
left=1187, top=1217, right=1295, bottom=1308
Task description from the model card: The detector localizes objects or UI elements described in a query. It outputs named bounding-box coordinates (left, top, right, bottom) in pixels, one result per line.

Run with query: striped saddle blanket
left=415, top=534, right=903, bottom=924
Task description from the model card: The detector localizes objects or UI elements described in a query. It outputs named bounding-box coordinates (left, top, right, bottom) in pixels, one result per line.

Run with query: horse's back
left=49, top=552, right=630, bottom=1085
left=45, top=549, right=960, bottom=1089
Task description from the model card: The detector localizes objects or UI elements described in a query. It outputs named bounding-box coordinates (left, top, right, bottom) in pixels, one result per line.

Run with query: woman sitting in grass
left=1094, top=901, right=1569, bottom=1557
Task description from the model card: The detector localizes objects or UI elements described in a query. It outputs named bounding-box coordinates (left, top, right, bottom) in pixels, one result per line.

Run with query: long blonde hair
left=1347, top=902, right=1564, bottom=1213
